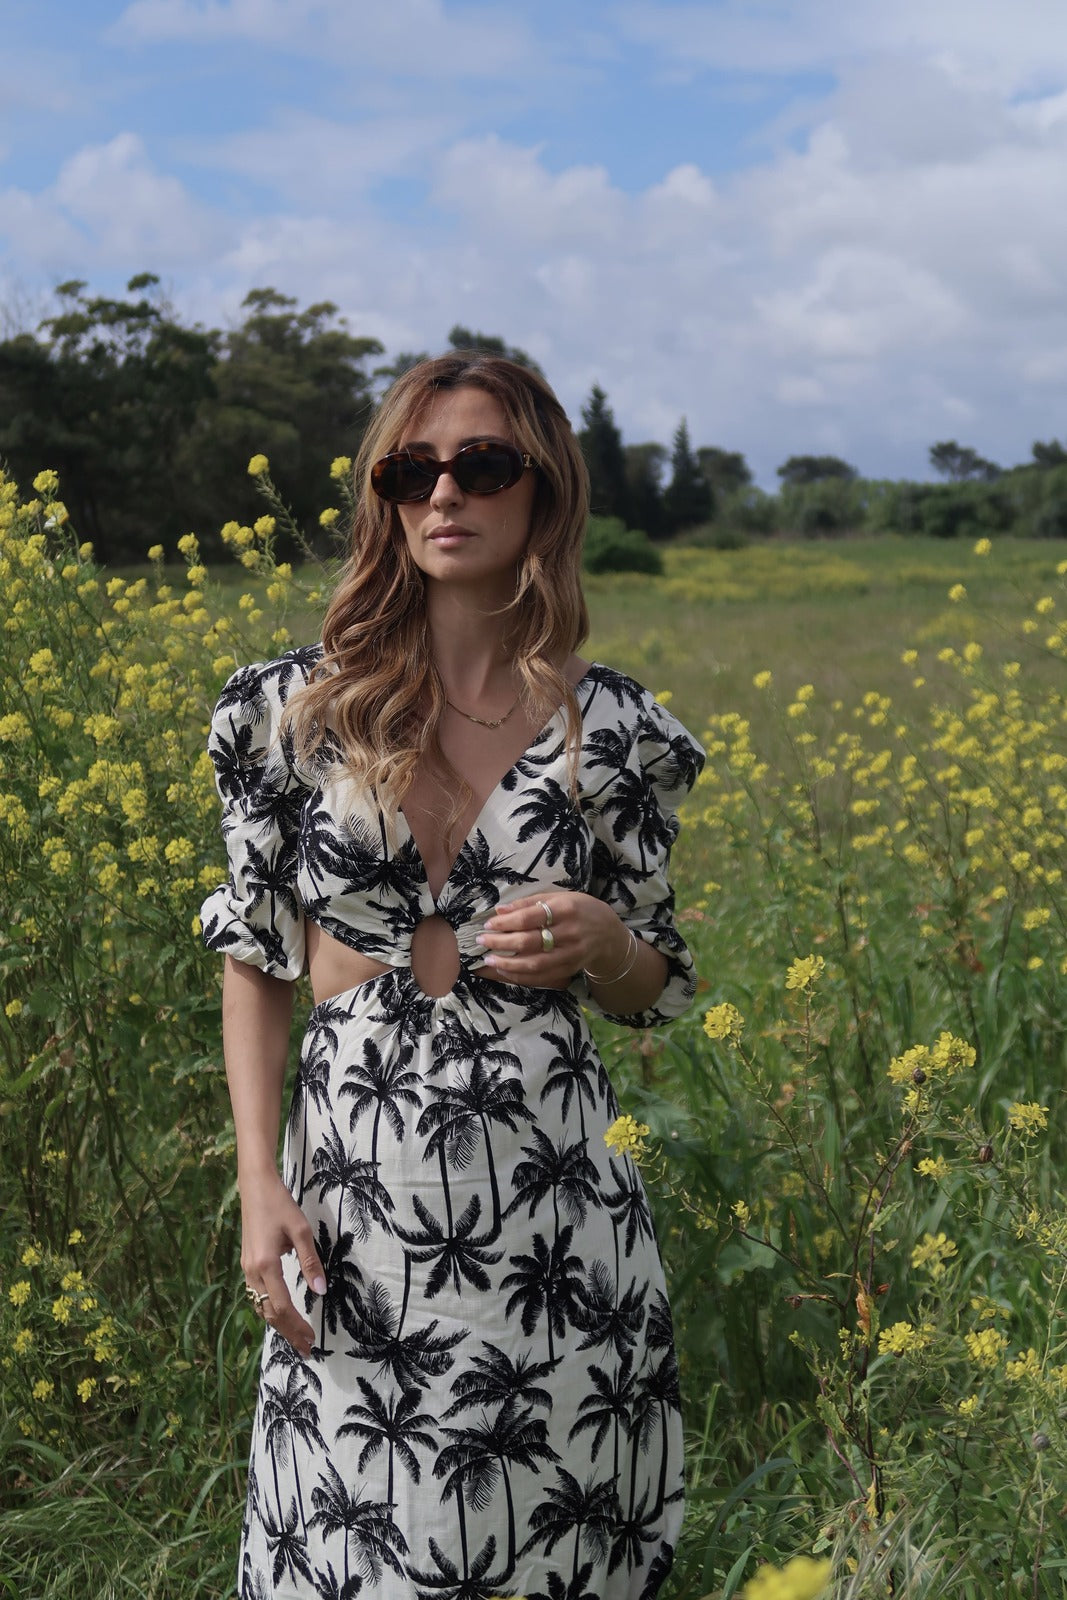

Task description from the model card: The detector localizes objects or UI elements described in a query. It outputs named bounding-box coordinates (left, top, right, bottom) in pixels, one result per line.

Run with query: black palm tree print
left=202, top=653, right=704, bottom=1597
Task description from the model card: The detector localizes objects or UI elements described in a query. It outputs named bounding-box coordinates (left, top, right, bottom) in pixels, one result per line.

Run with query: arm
left=223, top=956, right=326, bottom=1357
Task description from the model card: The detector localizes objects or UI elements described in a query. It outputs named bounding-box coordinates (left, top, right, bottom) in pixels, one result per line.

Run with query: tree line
left=2, top=276, right=1065, bottom=563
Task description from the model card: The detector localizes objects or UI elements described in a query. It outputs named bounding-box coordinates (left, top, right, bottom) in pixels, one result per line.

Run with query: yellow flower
left=147, top=543, right=164, bottom=561
left=13, top=1328, right=33, bottom=1355
left=319, top=507, right=340, bottom=528
left=965, top=1327, right=1007, bottom=1368
left=330, top=455, right=352, bottom=481
left=68, top=1229, right=83, bottom=1246
left=5, top=998, right=24, bottom=1018
left=973, top=537, right=991, bottom=556
left=604, top=1114, right=651, bottom=1162
left=77, top=1377, right=97, bottom=1404
left=20, top=1244, right=41, bottom=1266
left=1008, top=1101, right=1048, bottom=1135
left=742, top=1554, right=832, bottom=1600
left=753, top=670, right=773, bottom=690
left=732, top=1200, right=752, bottom=1228
left=253, top=515, right=276, bottom=538
left=948, top=583, right=966, bottom=603
left=958, top=1394, right=980, bottom=1417
left=247, top=454, right=269, bottom=476
left=910, top=1232, right=957, bottom=1279
left=1022, top=908, right=1050, bottom=930
left=8, top=1280, right=31, bottom=1307
left=1006, top=1347, right=1041, bottom=1382
left=916, top=1155, right=950, bottom=1181
left=33, top=469, right=59, bottom=495
left=785, top=954, right=825, bottom=992
left=52, top=1295, right=72, bottom=1324
left=32, top=1378, right=54, bottom=1402
left=703, top=1002, right=744, bottom=1041
left=878, top=1321, right=933, bottom=1357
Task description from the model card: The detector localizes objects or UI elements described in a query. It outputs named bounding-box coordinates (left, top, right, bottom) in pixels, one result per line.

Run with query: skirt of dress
left=238, top=968, right=685, bottom=1600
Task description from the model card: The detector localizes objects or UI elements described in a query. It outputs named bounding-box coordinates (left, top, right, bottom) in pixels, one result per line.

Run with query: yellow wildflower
left=604, top=1114, right=651, bottom=1162
left=1008, top=1102, right=1048, bottom=1134
left=742, top=1554, right=832, bottom=1600
left=753, top=670, right=772, bottom=690
left=916, top=1155, right=950, bottom=1181
left=965, top=1327, right=1007, bottom=1368
left=33, top=468, right=59, bottom=495
left=972, top=537, right=991, bottom=556
left=732, top=1200, right=751, bottom=1228
left=330, top=455, right=352, bottom=480
left=5, top=998, right=24, bottom=1018
left=910, top=1232, right=957, bottom=1279
left=32, top=1378, right=54, bottom=1402
left=703, top=1002, right=744, bottom=1041
left=948, top=583, right=966, bottom=603
left=319, top=507, right=340, bottom=528
left=8, top=1280, right=31, bottom=1307
left=20, top=1244, right=42, bottom=1267
left=878, top=1321, right=933, bottom=1357
left=785, top=954, right=825, bottom=992
left=253, top=515, right=276, bottom=538
left=1005, top=1347, right=1041, bottom=1382
left=958, top=1394, right=980, bottom=1418
left=247, top=454, right=269, bottom=476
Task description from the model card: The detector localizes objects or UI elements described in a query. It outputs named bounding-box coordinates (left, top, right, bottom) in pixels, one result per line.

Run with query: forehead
left=400, top=385, right=512, bottom=449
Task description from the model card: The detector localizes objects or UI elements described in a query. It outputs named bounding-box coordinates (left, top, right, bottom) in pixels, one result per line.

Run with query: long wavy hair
left=288, top=352, right=591, bottom=831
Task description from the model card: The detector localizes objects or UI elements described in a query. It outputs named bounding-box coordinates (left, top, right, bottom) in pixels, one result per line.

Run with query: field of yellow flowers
left=0, top=460, right=1065, bottom=1599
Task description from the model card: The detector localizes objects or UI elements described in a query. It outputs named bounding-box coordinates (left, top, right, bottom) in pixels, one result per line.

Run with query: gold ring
left=541, top=927, right=555, bottom=952
left=537, top=899, right=553, bottom=928
left=244, top=1284, right=270, bottom=1308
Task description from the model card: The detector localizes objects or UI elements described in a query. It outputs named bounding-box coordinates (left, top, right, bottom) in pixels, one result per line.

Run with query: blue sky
left=4, top=1, right=1067, bottom=484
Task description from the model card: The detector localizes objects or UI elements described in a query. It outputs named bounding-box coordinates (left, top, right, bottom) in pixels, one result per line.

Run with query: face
left=394, top=386, right=538, bottom=596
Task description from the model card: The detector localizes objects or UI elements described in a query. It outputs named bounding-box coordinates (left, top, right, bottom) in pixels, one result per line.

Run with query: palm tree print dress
left=201, top=647, right=705, bottom=1600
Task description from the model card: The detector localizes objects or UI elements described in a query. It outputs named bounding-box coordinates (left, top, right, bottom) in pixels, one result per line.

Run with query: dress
left=201, top=646, right=705, bottom=1600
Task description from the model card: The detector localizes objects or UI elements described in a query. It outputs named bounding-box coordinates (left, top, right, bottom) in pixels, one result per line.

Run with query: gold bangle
left=584, top=929, right=640, bottom=985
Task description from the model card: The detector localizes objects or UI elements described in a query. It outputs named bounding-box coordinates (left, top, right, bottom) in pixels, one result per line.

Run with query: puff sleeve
left=199, top=653, right=315, bottom=981
left=579, top=691, right=705, bottom=1027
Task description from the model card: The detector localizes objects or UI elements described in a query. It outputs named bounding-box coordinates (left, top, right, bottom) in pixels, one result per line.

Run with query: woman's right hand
left=239, top=1170, right=327, bottom=1358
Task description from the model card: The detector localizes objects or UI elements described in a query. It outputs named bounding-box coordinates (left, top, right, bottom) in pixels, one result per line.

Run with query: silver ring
left=537, top=899, right=553, bottom=928
left=541, top=927, right=555, bottom=952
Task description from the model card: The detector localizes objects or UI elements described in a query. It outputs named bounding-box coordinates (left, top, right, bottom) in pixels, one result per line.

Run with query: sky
left=3, top=0, right=1067, bottom=485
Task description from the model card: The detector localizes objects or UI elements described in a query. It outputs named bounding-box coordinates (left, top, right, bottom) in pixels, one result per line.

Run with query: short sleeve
left=199, top=652, right=316, bottom=981
left=579, top=691, right=705, bottom=1027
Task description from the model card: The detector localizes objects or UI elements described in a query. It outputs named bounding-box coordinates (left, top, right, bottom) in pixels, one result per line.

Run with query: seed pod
left=977, top=1143, right=994, bottom=1163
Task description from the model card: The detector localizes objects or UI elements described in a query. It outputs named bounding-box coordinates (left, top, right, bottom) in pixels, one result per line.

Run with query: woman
left=201, top=353, right=705, bottom=1600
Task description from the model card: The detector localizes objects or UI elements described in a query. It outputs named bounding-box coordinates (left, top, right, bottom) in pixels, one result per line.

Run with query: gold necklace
left=445, top=697, right=520, bottom=729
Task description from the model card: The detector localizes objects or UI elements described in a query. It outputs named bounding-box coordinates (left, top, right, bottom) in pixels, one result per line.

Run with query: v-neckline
left=400, top=665, right=596, bottom=904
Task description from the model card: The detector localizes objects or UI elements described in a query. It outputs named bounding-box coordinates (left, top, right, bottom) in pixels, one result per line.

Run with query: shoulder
left=580, top=663, right=705, bottom=791
left=212, top=642, right=324, bottom=721
left=207, top=644, right=323, bottom=792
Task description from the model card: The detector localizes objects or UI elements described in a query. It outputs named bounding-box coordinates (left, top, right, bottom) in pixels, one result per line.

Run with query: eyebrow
left=397, top=434, right=508, bottom=453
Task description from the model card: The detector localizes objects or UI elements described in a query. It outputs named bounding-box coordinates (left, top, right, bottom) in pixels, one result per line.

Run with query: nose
left=429, top=467, right=463, bottom=510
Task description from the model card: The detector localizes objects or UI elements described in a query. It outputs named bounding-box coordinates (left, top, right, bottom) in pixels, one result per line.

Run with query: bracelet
left=584, top=929, right=640, bottom=986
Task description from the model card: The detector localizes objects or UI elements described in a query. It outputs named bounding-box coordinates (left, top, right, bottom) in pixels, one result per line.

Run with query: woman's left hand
left=476, top=892, right=631, bottom=989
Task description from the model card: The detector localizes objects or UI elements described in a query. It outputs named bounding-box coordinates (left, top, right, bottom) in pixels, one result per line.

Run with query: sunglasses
left=371, top=440, right=536, bottom=504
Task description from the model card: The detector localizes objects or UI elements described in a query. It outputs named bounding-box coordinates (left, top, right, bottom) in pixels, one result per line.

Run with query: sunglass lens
left=455, top=445, right=520, bottom=494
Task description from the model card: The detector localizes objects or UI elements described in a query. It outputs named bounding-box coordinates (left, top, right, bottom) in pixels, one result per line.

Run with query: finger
left=293, top=1225, right=328, bottom=1297
left=261, top=1265, right=316, bottom=1355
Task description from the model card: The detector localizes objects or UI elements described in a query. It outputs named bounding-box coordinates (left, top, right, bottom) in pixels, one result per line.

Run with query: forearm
left=582, top=918, right=668, bottom=1015
left=222, top=955, right=295, bottom=1186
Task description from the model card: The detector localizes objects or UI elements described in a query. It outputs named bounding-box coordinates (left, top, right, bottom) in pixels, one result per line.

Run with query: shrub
left=582, top=514, right=664, bottom=574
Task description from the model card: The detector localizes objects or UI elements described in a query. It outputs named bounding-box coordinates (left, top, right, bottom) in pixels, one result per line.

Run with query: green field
left=2, top=504, right=1066, bottom=1599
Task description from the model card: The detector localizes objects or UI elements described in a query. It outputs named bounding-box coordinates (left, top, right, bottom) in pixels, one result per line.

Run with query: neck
left=425, top=582, right=517, bottom=702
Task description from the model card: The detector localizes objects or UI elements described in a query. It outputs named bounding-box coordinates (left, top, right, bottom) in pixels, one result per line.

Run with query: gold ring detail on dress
left=541, top=927, right=555, bottom=952
left=537, top=899, right=553, bottom=928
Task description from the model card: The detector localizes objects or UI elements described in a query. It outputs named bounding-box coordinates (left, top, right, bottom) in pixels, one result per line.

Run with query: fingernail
left=482, top=954, right=498, bottom=967
left=476, top=934, right=488, bottom=945
left=312, top=1275, right=327, bottom=1295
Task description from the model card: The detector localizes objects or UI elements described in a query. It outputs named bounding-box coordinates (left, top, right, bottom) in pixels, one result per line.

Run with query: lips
left=427, top=524, right=474, bottom=544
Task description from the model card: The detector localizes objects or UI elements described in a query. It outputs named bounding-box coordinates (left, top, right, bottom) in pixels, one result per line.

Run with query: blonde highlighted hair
left=288, top=352, right=590, bottom=827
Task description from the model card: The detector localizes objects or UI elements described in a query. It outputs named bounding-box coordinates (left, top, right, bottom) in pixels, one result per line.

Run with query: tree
left=578, top=385, right=630, bottom=523
left=446, top=325, right=542, bottom=374
left=1031, top=439, right=1067, bottom=470
left=623, top=442, right=667, bottom=540
left=696, top=447, right=752, bottom=497
left=776, top=454, right=857, bottom=487
left=928, top=440, right=1000, bottom=482
left=662, top=418, right=712, bottom=533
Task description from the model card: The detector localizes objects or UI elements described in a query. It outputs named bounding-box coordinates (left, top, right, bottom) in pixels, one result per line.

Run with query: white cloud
left=115, top=0, right=542, bottom=77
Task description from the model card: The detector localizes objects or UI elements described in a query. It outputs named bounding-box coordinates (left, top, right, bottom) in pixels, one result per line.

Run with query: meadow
left=1, top=462, right=1065, bottom=1600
